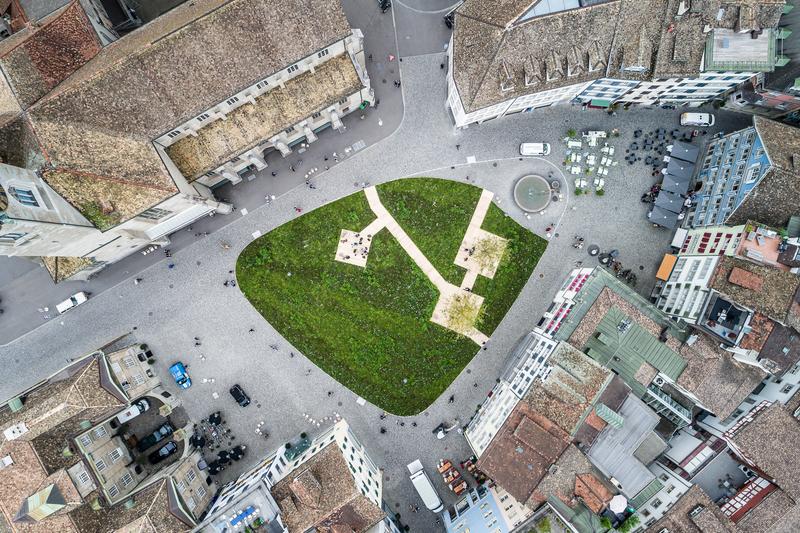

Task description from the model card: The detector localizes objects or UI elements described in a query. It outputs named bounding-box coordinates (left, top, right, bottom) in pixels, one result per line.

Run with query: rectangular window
left=284, top=125, right=295, bottom=134
left=78, top=470, right=91, bottom=485
left=196, top=113, right=211, bottom=122
left=311, top=111, right=322, bottom=119
left=177, top=480, right=186, bottom=491
left=121, top=472, right=133, bottom=487
left=131, top=374, right=146, bottom=386
left=782, top=385, right=794, bottom=394
left=186, top=469, right=197, bottom=483
left=652, top=498, right=662, bottom=509
left=108, top=484, right=119, bottom=498
left=109, top=448, right=123, bottom=463
left=317, top=49, right=329, bottom=58
left=93, top=426, right=107, bottom=439
left=95, top=459, right=107, bottom=472
left=79, top=434, right=92, bottom=447
left=197, top=485, right=207, bottom=498
left=287, top=64, right=299, bottom=74
left=138, top=207, right=173, bottom=221
left=226, top=96, right=240, bottom=106
left=123, top=356, right=136, bottom=368
left=8, top=187, right=39, bottom=207
left=187, top=496, right=196, bottom=509
left=167, top=130, right=181, bottom=139
left=0, top=232, right=29, bottom=245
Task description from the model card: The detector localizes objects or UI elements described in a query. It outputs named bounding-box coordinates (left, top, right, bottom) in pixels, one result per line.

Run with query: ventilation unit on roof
left=609, top=477, right=623, bottom=490
left=2, top=422, right=28, bottom=441
left=654, top=376, right=666, bottom=387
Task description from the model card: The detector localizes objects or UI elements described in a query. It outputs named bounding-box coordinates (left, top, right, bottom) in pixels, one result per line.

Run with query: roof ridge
left=468, top=31, right=507, bottom=110
left=46, top=168, right=178, bottom=195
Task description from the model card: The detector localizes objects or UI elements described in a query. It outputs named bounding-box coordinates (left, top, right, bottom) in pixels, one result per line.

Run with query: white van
left=56, top=291, right=88, bottom=314
left=680, top=113, right=715, bottom=127
left=115, top=398, right=151, bottom=425
left=407, top=460, right=443, bottom=512
left=519, top=142, right=551, bottom=156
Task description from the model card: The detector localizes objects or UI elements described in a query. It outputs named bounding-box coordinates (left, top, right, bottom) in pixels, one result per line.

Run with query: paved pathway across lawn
left=363, top=186, right=489, bottom=345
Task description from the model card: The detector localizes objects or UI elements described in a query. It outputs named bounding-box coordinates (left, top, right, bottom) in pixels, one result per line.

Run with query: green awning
left=590, top=99, right=612, bottom=108
left=595, top=403, right=625, bottom=429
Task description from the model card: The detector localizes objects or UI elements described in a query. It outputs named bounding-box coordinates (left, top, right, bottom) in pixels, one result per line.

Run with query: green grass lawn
left=237, top=178, right=546, bottom=414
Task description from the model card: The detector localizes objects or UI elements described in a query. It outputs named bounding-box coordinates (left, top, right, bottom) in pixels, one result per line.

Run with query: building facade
left=686, top=126, right=771, bottom=227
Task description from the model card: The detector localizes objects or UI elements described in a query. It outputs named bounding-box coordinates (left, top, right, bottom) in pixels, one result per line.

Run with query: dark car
left=229, top=384, right=251, bottom=407
left=148, top=441, right=178, bottom=464
left=136, top=423, right=174, bottom=452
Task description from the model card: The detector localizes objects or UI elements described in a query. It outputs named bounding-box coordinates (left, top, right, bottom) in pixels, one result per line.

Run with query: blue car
left=169, top=362, right=192, bottom=389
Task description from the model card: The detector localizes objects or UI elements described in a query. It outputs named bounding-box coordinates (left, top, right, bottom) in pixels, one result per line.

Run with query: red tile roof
left=729, top=266, right=764, bottom=291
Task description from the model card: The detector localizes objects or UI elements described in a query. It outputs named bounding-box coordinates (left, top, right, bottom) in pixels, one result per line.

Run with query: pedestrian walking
left=375, top=98, right=380, bottom=108
left=168, top=263, right=175, bottom=269
left=271, top=171, right=277, bottom=176
left=455, top=144, right=460, bottom=150
left=248, top=328, right=255, bottom=333
left=134, top=277, right=143, bottom=285
left=289, top=165, right=295, bottom=172
left=223, top=281, right=229, bottom=287
left=294, top=206, right=303, bottom=213
left=448, top=395, right=455, bottom=404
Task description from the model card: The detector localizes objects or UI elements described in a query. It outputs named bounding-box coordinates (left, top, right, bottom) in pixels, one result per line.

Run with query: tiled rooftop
left=676, top=334, right=765, bottom=420
left=648, top=485, right=739, bottom=532
left=710, top=256, right=800, bottom=325
left=731, top=404, right=800, bottom=499
left=528, top=444, right=613, bottom=513
left=520, top=342, right=612, bottom=437
left=452, top=0, right=785, bottom=114
left=476, top=403, right=569, bottom=504
left=0, top=3, right=100, bottom=109
left=269, top=443, right=384, bottom=532
left=0, top=0, right=354, bottom=229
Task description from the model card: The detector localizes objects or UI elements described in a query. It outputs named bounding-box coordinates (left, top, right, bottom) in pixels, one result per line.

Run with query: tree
left=600, top=516, right=612, bottom=529
left=536, top=516, right=551, bottom=533
left=472, top=236, right=507, bottom=272
left=444, top=293, right=482, bottom=334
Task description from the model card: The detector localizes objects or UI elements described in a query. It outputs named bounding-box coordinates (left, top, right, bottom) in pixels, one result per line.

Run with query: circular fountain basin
left=513, top=174, right=551, bottom=213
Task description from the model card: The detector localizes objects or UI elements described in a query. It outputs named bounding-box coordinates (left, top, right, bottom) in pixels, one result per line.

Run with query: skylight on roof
left=517, top=0, right=581, bottom=23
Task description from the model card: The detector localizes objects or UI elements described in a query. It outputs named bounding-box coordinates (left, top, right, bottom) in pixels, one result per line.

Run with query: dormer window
left=196, top=113, right=211, bottom=122
left=287, top=64, right=299, bottom=74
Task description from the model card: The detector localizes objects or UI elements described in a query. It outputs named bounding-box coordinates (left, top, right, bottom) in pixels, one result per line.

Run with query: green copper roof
left=595, top=403, right=625, bottom=429
left=630, top=478, right=664, bottom=509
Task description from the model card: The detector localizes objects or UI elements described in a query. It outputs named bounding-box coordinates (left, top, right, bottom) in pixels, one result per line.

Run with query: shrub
left=600, top=516, right=612, bottom=529
left=574, top=187, right=583, bottom=196
left=617, top=514, right=639, bottom=533
left=300, top=432, right=307, bottom=439
left=567, top=129, right=577, bottom=138
left=285, top=443, right=292, bottom=450
left=596, top=188, right=605, bottom=196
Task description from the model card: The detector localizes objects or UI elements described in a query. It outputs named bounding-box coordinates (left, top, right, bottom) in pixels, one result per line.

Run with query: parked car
left=229, top=384, right=251, bottom=407
left=56, top=291, right=88, bottom=314
left=169, top=362, right=192, bottom=389
left=114, top=398, right=151, bottom=425
left=519, top=142, right=551, bottom=156
left=148, top=441, right=178, bottom=464
left=136, top=423, right=174, bottom=452
left=680, top=112, right=715, bottom=127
